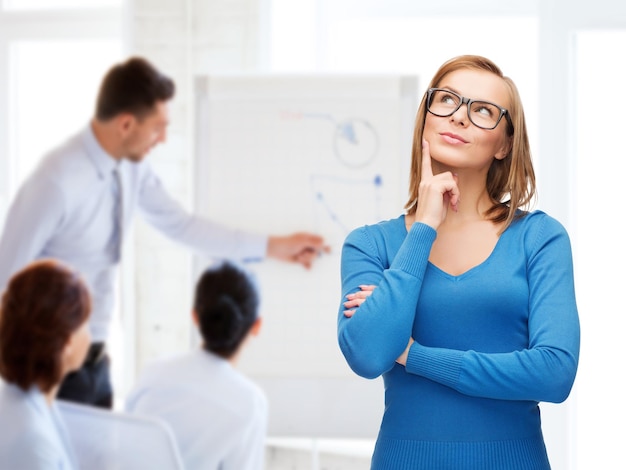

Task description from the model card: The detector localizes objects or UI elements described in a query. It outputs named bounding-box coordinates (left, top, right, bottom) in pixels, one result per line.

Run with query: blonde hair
left=405, top=55, right=536, bottom=232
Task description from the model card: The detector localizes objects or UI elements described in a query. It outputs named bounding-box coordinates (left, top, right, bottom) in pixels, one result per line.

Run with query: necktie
left=111, top=167, right=123, bottom=262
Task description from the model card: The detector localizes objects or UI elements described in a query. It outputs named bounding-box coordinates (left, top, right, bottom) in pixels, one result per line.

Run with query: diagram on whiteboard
left=310, top=173, right=384, bottom=240
left=280, top=111, right=380, bottom=168
left=278, top=110, right=389, bottom=245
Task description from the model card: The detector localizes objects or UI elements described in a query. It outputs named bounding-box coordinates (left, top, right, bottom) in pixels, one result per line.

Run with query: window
left=9, top=39, right=122, bottom=185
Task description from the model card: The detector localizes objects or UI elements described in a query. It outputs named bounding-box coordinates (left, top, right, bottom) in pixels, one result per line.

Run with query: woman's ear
left=495, top=136, right=512, bottom=160
left=62, top=336, right=74, bottom=358
left=192, top=310, right=200, bottom=327
left=60, top=334, right=77, bottom=376
left=250, top=317, right=262, bottom=337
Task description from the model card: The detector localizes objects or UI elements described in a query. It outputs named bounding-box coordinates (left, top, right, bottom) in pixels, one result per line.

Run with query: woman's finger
left=421, top=139, right=433, bottom=178
left=343, top=284, right=377, bottom=317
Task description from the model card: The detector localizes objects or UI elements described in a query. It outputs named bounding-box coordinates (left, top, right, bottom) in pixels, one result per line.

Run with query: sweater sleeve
left=404, top=215, right=580, bottom=403
left=337, top=221, right=436, bottom=379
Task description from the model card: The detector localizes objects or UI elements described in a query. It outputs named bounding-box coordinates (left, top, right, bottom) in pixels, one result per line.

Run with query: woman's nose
left=449, top=104, right=468, bottom=126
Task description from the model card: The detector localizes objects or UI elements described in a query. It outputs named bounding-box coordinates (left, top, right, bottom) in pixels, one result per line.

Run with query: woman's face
left=422, top=68, right=511, bottom=173
left=63, top=319, right=91, bottom=375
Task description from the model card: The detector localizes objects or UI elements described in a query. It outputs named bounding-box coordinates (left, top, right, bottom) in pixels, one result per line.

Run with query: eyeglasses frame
left=426, top=87, right=514, bottom=132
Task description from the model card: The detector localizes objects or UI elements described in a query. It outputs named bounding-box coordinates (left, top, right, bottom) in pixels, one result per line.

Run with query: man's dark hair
left=95, top=56, right=175, bottom=121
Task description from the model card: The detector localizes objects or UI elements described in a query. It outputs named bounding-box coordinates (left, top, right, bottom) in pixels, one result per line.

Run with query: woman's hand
left=414, top=139, right=460, bottom=230
left=396, top=337, right=415, bottom=366
left=343, top=285, right=376, bottom=317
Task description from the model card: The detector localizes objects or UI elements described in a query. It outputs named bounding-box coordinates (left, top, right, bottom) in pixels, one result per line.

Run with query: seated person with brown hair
left=0, top=259, right=91, bottom=469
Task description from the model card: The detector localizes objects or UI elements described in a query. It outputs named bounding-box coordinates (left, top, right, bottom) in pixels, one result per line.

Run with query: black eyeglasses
left=426, top=88, right=514, bottom=131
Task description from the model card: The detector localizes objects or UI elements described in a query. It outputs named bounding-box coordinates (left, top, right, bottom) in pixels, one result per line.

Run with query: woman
left=126, top=261, right=267, bottom=470
left=0, top=259, right=91, bottom=469
left=337, top=55, right=580, bottom=469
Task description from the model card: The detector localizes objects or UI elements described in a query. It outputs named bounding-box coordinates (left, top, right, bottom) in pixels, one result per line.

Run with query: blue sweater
left=337, top=211, right=580, bottom=469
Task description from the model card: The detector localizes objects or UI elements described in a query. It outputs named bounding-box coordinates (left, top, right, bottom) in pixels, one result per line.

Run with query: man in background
left=0, top=56, right=327, bottom=409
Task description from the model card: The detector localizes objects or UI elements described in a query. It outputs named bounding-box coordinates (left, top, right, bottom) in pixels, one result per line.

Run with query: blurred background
left=0, top=1, right=624, bottom=468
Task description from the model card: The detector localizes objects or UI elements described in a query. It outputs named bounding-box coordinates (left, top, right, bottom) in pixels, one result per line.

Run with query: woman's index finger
left=421, top=139, right=433, bottom=177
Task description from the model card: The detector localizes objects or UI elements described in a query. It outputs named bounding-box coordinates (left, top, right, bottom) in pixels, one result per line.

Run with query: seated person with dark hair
left=0, top=259, right=91, bottom=469
left=127, top=262, right=267, bottom=470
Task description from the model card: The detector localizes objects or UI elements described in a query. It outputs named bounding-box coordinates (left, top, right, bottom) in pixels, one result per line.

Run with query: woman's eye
left=475, top=104, right=494, bottom=117
left=441, top=94, right=458, bottom=105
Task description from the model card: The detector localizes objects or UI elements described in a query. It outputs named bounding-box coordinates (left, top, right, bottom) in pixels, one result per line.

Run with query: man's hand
left=267, top=233, right=330, bottom=269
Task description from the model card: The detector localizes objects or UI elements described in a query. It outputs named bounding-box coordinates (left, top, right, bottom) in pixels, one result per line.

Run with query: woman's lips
left=440, top=132, right=468, bottom=144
